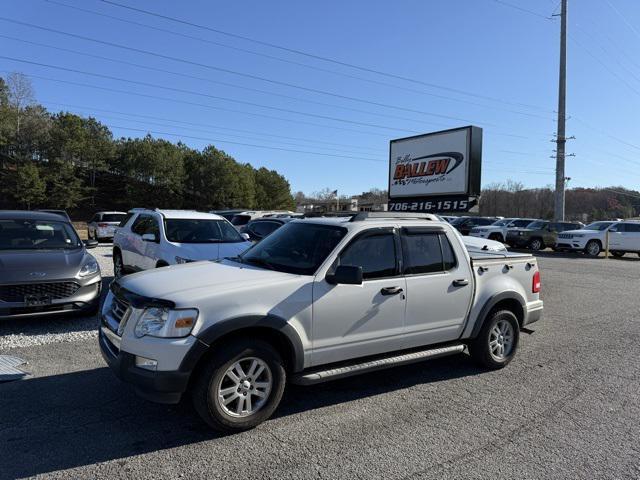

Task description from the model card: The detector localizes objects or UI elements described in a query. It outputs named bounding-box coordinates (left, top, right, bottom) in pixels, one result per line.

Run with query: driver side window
left=337, top=232, right=397, bottom=280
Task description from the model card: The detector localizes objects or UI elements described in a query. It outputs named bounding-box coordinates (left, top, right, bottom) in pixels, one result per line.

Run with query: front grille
left=558, top=233, right=572, bottom=239
left=0, top=282, right=80, bottom=302
left=111, top=296, right=129, bottom=323
left=103, top=292, right=131, bottom=337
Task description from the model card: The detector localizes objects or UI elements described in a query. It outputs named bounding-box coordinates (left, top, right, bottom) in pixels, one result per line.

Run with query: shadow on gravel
left=0, top=354, right=479, bottom=478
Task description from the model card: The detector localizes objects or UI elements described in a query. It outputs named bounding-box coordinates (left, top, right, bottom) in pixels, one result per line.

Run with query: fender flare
left=469, top=291, right=526, bottom=339
left=182, top=315, right=305, bottom=373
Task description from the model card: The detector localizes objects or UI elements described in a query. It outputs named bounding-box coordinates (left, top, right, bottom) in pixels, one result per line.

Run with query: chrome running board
left=291, top=343, right=465, bottom=385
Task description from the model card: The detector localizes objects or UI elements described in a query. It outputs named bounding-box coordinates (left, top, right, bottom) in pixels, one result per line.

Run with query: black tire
left=528, top=237, right=544, bottom=251
left=113, top=250, right=125, bottom=279
left=468, top=310, right=520, bottom=369
left=611, top=251, right=625, bottom=258
left=584, top=240, right=601, bottom=257
left=192, top=339, right=286, bottom=432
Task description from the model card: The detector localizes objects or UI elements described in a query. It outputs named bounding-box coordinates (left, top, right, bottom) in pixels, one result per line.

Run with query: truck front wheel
left=468, top=310, right=520, bottom=369
left=192, top=339, right=286, bottom=432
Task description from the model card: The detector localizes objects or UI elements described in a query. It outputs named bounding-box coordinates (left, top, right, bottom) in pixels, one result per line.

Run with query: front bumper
left=555, top=238, right=586, bottom=250
left=99, top=326, right=208, bottom=404
left=0, top=278, right=101, bottom=319
left=506, top=235, right=529, bottom=248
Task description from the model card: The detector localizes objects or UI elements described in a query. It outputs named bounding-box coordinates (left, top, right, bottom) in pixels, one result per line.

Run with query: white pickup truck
left=99, top=213, right=543, bottom=432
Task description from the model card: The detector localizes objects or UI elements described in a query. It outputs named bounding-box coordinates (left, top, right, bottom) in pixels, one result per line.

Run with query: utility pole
left=554, top=0, right=568, bottom=221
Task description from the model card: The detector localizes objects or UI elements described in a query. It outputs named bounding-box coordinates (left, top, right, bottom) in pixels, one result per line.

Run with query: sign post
left=387, top=126, right=482, bottom=214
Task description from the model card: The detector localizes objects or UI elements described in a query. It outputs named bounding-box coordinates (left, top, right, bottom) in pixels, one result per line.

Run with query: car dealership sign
left=388, top=126, right=482, bottom=213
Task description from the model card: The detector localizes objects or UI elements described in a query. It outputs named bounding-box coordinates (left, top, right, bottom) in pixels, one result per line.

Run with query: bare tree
left=6, top=72, right=35, bottom=137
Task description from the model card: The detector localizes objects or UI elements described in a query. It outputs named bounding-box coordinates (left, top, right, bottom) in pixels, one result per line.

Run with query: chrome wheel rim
left=217, top=357, right=272, bottom=418
left=530, top=239, right=541, bottom=250
left=587, top=242, right=599, bottom=256
left=489, top=320, right=514, bottom=361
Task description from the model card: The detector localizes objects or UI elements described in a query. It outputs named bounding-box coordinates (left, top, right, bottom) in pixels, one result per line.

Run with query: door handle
left=381, top=286, right=403, bottom=295
left=452, top=279, right=469, bottom=287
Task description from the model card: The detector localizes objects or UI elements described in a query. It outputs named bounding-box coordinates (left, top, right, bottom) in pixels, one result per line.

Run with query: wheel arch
left=469, top=292, right=526, bottom=339
left=183, top=315, right=305, bottom=382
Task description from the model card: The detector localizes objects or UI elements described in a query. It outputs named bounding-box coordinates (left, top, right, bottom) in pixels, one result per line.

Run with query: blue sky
left=2, top=0, right=639, bottom=196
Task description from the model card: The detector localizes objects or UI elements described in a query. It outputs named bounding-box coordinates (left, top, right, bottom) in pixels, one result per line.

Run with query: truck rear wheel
left=468, top=310, right=519, bottom=369
left=192, top=339, right=286, bottom=432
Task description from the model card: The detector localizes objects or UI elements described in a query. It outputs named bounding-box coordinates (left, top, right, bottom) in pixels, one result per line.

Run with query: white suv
left=87, top=211, right=128, bottom=241
left=556, top=220, right=640, bottom=257
left=112, top=209, right=252, bottom=277
left=469, top=218, right=538, bottom=243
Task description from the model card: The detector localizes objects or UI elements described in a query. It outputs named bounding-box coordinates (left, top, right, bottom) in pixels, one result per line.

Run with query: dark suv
left=506, top=220, right=584, bottom=251
left=450, top=216, right=499, bottom=236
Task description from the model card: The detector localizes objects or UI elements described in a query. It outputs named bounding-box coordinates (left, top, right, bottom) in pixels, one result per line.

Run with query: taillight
left=98, top=223, right=108, bottom=227
left=532, top=271, right=541, bottom=293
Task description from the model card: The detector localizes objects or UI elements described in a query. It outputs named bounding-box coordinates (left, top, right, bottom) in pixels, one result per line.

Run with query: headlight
left=518, top=231, right=524, bottom=236
left=175, top=256, right=195, bottom=264
left=573, top=234, right=584, bottom=238
left=134, top=307, right=198, bottom=338
left=79, top=259, right=99, bottom=277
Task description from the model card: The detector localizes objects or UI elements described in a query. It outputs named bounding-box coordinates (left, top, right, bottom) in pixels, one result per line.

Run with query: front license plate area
left=24, top=294, right=52, bottom=306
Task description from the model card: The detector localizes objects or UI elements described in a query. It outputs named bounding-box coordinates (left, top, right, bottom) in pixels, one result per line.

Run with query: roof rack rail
left=349, top=212, right=438, bottom=222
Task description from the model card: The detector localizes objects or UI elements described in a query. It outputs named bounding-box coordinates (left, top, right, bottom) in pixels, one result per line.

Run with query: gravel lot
left=1, top=250, right=639, bottom=480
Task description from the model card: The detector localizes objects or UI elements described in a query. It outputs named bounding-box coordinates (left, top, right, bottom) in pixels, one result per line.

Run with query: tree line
left=0, top=73, right=295, bottom=219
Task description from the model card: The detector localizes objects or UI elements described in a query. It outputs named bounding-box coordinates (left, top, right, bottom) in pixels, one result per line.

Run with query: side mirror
left=326, top=265, right=363, bottom=285
left=83, top=239, right=98, bottom=249
left=142, top=233, right=157, bottom=242
left=241, top=233, right=251, bottom=241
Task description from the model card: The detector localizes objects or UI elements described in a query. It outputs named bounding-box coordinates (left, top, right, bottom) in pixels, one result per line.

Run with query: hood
left=118, top=259, right=299, bottom=303
left=0, top=248, right=87, bottom=283
left=461, top=236, right=507, bottom=252
left=167, top=241, right=252, bottom=261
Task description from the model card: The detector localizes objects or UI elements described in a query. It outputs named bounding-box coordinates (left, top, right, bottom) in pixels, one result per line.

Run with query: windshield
left=526, top=221, right=547, bottom=229
left=0, top=219, right=82, bottom=250
left=164, top=219, right=244, bottom=243
left=491, top=219, right=512, bottom=226
left=231, top=215, right=251, bottom=226
left=102, top=213, right=127, bottom=223
left=583, top=221, right=614, bottom=231
left=448, top=217, right=465, bottom=225
left=237, top=222, right=347, bottom=275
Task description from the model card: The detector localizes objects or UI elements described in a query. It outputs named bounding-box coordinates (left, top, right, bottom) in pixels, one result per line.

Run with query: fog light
left=135, top=356, right=158, bottom=371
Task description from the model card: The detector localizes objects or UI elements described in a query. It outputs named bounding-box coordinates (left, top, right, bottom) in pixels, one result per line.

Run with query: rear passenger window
left=401, top=232, right=457, bottom=274
left=402, top=233, right=442, bottom=274
left=339, top=233, right=396, bottom=279
left=623, top=223, right=640, bottom=232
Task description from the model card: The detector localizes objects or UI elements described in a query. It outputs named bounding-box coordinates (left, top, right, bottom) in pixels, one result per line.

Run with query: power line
left=44, top=0, right=554, bottom=118
left=0, top=38, right=500, bottom=130
left=47, top=108, right=385, bottom=158
left=0, top=55, right=432, bottom=134
left=602, top=0, right=640, bottom=42
left=490, top=0, right=553, bottom=20
left=40, top=100, right=382, bottom=153
left=0, top=17, right=519, bottom=129
left=98, top=0, right=551, bottom=112
left=8, top=71, right=406, bottom=137
left=0, top=55, right=538, bottom=140
left=103, top=124, right=388, bottom=163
